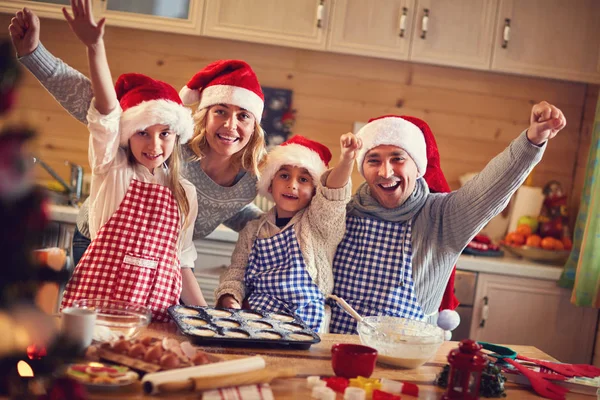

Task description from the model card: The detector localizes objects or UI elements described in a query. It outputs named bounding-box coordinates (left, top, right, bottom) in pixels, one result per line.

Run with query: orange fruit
left=506, top=232, right=526, bottom=246
left=541, top=237, right=558, bottom=250
left=553, top=240, right=565, bottom=251
left=525, top=234, right=542, bottom=248
left=516, top=224, right=533, bottom=237
left=562, top=237, right=573, bottom=251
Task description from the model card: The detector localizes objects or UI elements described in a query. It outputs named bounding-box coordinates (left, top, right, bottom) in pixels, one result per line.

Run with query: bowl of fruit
left=501, top=222, right=571, bottom=265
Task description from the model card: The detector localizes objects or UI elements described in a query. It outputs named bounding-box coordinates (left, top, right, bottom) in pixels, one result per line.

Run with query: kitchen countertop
left=86, top=323, right=581, bottom=399
left=49, top=204, right=80, bottom=224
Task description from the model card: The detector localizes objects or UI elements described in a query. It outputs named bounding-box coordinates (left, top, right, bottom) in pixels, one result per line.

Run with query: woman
left=9, top=8, right=267, bottom=266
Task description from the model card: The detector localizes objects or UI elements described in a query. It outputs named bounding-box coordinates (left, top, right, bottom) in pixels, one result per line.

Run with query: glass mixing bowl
left=72, top=299, right=151, bottom=342
left=358, top=316, right=444, bottom=369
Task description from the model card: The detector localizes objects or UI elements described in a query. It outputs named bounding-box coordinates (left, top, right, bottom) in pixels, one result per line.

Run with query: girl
left=58, top=0, right=206, bottom=321
left=9, top=8, right=268, bottom=267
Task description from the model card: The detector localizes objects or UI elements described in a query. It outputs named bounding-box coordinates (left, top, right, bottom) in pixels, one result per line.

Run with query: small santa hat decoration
left=179, top=60, right=264, bottom=122
left=117, top=73, right=193, bottom=147
left=257, top=135, right=332, bottom=202
left=355, top=115, right=428, bottom=178
left=356, top=114, right=460, bottom=339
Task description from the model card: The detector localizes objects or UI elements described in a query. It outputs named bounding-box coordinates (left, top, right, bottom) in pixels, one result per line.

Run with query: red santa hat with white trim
left=356, top=115, right=460, bottom=339
left=179, top=60, right=264, bottom=122
left=117, top=73, right=194, bottom=147
left=257, top=135, right=332, bottom=202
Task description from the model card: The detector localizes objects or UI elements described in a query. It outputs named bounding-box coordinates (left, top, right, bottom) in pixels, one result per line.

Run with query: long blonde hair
left=187, top=107, right=267, bottom=178
left=127, top=138, right=190, bottom=229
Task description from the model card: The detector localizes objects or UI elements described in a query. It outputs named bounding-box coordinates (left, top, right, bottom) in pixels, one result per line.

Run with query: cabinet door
left=409, top=0, right=497, bottom=70
left=202, top=0, right=330, bottom=50
left=97, top=0, right=204, bottom=35
left=492, top=0, right=600, bottom=84
left=327, top=0, right=415, bottom=60
left=470, top=273, right=598, bottom=364
left=0, top=0, right=70, bottom=20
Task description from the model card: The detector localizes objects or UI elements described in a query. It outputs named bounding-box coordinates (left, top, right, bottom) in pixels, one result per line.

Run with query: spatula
left=327, top=295, right=386, bottom=337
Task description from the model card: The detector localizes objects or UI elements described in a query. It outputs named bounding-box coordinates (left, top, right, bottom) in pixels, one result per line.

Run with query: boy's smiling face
left=269, top=165, right=316, bottom=219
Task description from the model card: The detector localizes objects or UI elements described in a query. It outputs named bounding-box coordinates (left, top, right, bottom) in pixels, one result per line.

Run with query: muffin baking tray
left=168, top=306, right=321, bottom=349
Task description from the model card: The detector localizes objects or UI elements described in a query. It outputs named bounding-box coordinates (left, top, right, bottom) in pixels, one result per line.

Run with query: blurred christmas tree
left=0, top=40, right=83, bottom=399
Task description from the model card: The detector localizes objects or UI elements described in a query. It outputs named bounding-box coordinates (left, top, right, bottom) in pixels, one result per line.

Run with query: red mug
left=331, top=343, right=378, bottom=378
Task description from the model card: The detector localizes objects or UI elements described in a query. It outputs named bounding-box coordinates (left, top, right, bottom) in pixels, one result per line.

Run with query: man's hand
left=8, top=8, right=40, bottom=57
left=527, top=101, right=567, bottom=145
left=340, top=132, right=362, bottom=163
left=218, top=294, right=241, bottom=309
left=62, top=0, right=106, bottom=48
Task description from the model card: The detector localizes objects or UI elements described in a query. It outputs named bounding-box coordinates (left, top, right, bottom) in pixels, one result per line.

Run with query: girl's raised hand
left=8, top=8, right=40, bottom=57
left=340, top=132, right=362, bottom=163
left=62, top=0, right=105, bottom=47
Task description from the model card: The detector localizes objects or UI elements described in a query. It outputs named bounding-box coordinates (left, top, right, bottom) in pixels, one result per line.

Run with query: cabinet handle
left=502, top=18, right=511, bottom=48
left=479, top=296, right=489, bottom=328
left=316, top=0, right=325, bottom=28
left=420, top=8, right=429, bottom=39
left=398, top=7, right=408, bottom=38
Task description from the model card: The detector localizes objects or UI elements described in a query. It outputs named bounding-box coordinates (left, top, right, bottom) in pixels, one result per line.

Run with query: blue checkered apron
left=244, top=226, right=325, bottom=331
left=329, top=216, right=425, bottom=334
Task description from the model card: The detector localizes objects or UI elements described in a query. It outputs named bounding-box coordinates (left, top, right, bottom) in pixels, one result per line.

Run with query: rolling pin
left=149, top=367, right=297, bottom=395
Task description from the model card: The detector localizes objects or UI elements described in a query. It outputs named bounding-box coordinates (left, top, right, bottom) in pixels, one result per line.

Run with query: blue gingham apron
left=329, top=216, right=425, bottom=334
left=244, top=226, right=325, bottom=331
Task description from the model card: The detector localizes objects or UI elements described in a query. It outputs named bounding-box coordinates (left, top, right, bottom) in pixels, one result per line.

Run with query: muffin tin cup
left=168, top=306, right=321, bottom=350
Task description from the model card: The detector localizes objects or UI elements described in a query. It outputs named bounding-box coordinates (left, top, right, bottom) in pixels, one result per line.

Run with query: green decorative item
left=558, top=94, right=600, bottom=306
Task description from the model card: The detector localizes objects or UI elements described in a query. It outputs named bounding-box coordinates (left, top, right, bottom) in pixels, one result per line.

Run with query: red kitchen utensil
left=478, top=342, right=569, bottom=400
left=503, top=358, right=569, bottom=400
left=516, top=355, right=600, bottom=378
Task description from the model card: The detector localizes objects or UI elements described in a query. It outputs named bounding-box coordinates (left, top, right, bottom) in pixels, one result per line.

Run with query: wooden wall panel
left=0, top=15, right=596, bottom=223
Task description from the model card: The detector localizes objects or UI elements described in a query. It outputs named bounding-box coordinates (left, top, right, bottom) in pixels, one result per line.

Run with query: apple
left=518, top=215, right=539, bottom=232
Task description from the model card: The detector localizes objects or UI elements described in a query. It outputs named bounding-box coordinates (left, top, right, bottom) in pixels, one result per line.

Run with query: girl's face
left=269, top=165, right=316, bottom=219
left=204, top=104, right=255, bottom=157
left=129, top=123, right=176, bottom=172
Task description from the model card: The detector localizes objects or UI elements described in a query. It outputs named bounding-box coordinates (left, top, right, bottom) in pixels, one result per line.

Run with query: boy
left=216, top=133, right=360, bottom=332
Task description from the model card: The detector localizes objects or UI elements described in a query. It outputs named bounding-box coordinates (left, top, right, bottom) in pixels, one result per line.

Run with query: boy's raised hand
left=62, top=0, right=106, bottom=47
left=8, top=8, right=40, bottom=57
left=340, top=132, right=362, bottom=163
left=526, top=101, right=567, bottom=145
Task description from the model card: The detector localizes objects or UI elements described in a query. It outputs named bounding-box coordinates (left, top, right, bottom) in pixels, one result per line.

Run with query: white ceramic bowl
left=358, top=316, right=444, bottom=369
left=72, top=299, right=151, bottom=342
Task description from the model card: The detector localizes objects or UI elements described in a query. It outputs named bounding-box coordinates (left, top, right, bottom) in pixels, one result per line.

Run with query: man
left=329, top=102, right=566, bottom=335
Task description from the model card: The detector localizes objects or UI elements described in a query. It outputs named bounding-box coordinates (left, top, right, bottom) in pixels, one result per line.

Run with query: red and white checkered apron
left=60, top=179, right=183, bottom=322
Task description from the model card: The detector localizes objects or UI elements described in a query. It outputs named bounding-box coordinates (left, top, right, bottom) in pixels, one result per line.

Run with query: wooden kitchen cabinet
left=202, top=0, right=330, bottom=51
left=327, top=0, right=497, bottom=69
left=491, top=0, right=600, bottom=84
left=327, top=0, right=415, bottom=61
left=470, top=273, right=598, bottom=364
left=408, top=0, right=497, bottom=70
left=0, top=0, right=204, bottom=35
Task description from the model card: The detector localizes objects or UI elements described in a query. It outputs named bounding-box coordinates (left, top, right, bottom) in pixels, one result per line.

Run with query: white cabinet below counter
left=469, top=273, right=597, bottom=365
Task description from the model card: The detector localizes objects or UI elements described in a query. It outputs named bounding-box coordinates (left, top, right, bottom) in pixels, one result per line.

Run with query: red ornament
left=323, top=376, right=349, bottom=393
left=441, top=340, right=488, bottom=400
left=372, top=389, right=401, bottom=400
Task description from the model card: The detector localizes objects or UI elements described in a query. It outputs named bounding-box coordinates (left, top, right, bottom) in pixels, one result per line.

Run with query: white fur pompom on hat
left=355, top=115, right=427, bottom=178
left=438, top=309, right=461, bottom=341
left=257, top=135, right=332, bottom=202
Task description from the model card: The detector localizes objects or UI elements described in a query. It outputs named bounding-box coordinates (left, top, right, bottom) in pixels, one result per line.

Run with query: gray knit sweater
left=19, top=43, right=262, bottom=239
left=343, top=131, right=545, bottom=317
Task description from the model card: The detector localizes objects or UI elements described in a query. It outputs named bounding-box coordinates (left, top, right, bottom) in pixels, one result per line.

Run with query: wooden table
left=87, top=323, right=592, bottom=399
